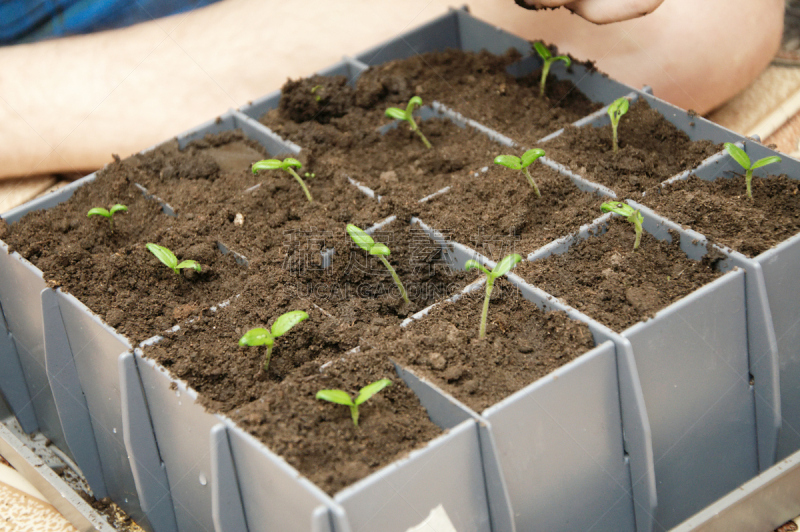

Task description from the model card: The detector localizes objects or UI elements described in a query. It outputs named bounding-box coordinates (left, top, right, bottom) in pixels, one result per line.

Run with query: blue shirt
left=0, top=0, right=222, bottom=45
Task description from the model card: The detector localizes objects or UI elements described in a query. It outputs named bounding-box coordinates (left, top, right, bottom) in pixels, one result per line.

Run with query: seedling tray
left=0, top=6, right=796, bottom=532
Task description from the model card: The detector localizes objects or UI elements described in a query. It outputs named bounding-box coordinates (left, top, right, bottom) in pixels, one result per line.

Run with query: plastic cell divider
left=0, top=244, right=69, bottom=454
left=210, top=424, right=249, bottom=532
left=55, top=289, right=150, bottom=527
left=41, top=287, right=108, bottom=498
left=629, top=200, right=782, bottom=473
left=120, top=351, right=179, bottom=532
left=1, top=172, right=99, bottom=224
left=390, top=362, right=517, bottom=532
left=0, top=299, right=37, bottom=432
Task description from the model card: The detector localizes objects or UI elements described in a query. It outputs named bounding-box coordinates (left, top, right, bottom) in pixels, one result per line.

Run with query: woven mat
left=709, top=64, right=800, bottom=155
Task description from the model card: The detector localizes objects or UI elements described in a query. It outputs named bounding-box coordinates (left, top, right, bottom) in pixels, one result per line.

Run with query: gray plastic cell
left=656, top=141, right=800, bottom=465
left=0, top=298, right=36, bottom=432
left=526, top=208, right=767, bottom=530
left=404, top=228, right=655, bottom=532
left=134, top=339, right=502, bottom=532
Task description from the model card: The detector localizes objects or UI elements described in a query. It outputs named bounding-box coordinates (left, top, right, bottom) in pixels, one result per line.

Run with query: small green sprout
left=385, top=96, right=431, bottom=149
left=316, top=379, right=393, bottom=426
left=304, top=172, right=316, bottom=179
left=310, top=85, right=323, bottom=102
left=607, top=97, right=630, bottom=153
left=238, top=310, right=309, bottom=372
left=252, top=158, right=314, bottom=203
left=465, top=254, right=522, bottom=339
left=601, top=201, right=644, bottom=251
left=533, top=41, right=571, bottom=98
left=145, top=243, right=202, bottom=274
left=346, top=224, right=410, bottom=304
left=494, top=148, right=547, bottom=197
left=723, top=143, right=782, bottom=200
left=87, top=204, right=127, bottom=232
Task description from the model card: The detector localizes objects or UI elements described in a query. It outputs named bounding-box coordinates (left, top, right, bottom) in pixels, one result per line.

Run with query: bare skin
left=522, top=0, right=666, bottom=24
left=0, top=0, right=784, bottom=181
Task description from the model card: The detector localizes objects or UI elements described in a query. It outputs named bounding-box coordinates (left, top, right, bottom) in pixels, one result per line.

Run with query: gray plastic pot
left=523, top=206, right=776, bottom=530
left=655, top=140, right=800, bottom=464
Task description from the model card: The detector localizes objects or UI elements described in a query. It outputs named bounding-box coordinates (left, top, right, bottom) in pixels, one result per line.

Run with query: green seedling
left=145, top=243, right=202, bottom=274
left=310, top=84, right=323, bottom=102
left=494, top=148, right=547, bottom=197
left=601, top=201, right=644, bottom=251
left=346, top=224, right=410, bottom=304
left=465, top=254, right=522, bottom=339
left=533, top=41, right=571, bottom=98
left=607, top=97, right=630, bottom=153
left=723, top=143, right=782, bottom=200
left=238, top=310, right=309, bottom=372
left=252, top=158, right=314, bottom=203
left=87, top=204, right=127, bottom=232
left=304, top=172, right=316, bottom=179
left=385, top=96, right=431, bottom=149
left=316, top=379, right=392, bottom=426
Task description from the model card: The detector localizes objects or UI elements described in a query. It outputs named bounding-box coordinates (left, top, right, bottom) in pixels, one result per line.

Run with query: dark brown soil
left=353, top=49, right=601, bottom=145
left=235, top=347, right=441, bottom=495
left=283, top=218, right=473, bottom=324
left=641, top=174, right=800, bottom=258
left=260, top=50, right=601, bottom=202
left=270, top=113, right=506, bottom=200
left=145, top=270, right=361, bottom=407
left=415, top=161, right=606, bottom=257
left=515, top=218, right=726, bottom=332
left=385, top=278, right=595, bottom=412
left=147, top=293, right=442, bottom=495
left=1, top=131, right=386, bottom=343
left=540, top=100, right=721, bottom=197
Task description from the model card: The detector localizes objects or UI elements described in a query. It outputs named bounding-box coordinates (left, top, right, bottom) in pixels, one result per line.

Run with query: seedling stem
left=533, top=42, right=571, bottom=98
left=346, top=224, right=410, bottom=304
left=238, top=310, right=309, bottom=372
left=385, top=96, right=431, bottom=149
left=252, top=158, right=314, bottom=203
left=723, top=143, right=782, bottom=200
left=607, top=97, right=630, bottom=153
left=601, top=201, right=644, bottom=251
left=465, top=254, right=522, bottom=339
left=494, top=149, right=547, bottom=197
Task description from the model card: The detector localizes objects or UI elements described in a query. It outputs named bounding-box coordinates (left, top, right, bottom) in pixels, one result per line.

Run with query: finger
left=564, top=0, right=665, bottom=24
left=516, top=0, right=572, bottom=9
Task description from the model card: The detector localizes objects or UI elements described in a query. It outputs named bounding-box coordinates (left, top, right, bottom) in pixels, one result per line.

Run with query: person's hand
left=517, top=0, right=665, bottom=24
